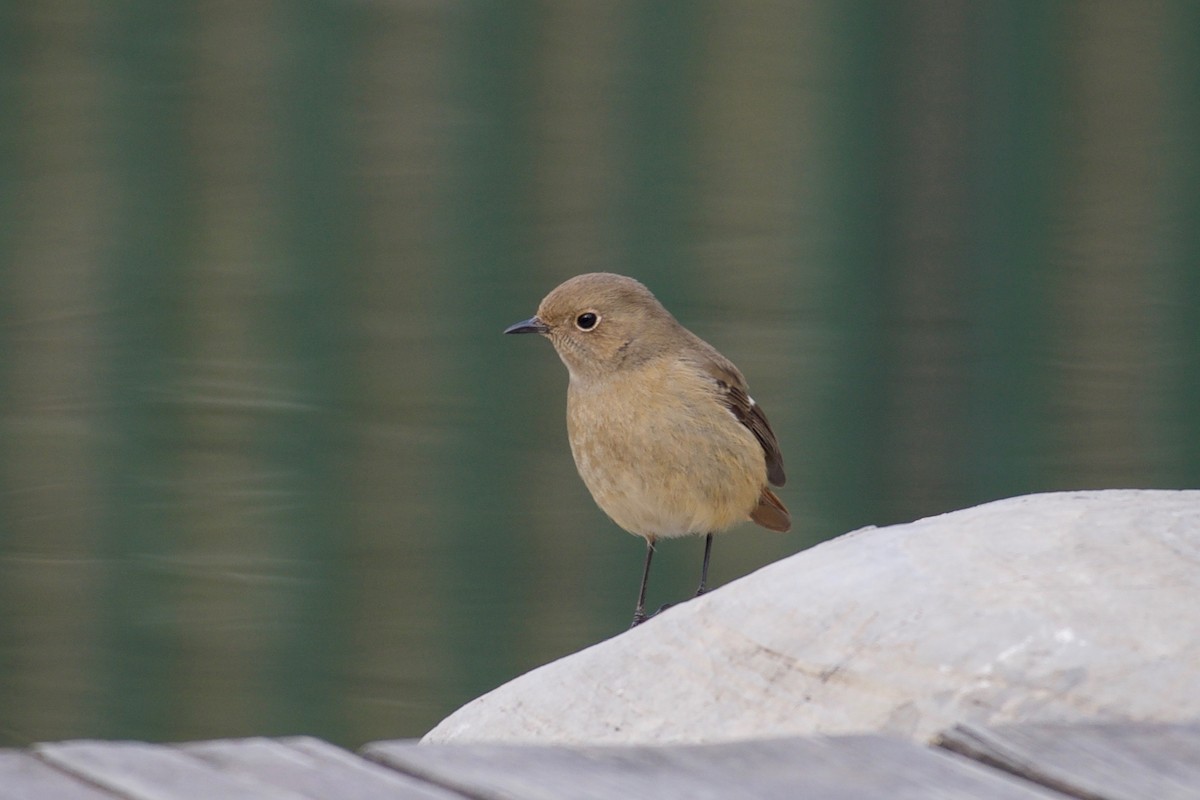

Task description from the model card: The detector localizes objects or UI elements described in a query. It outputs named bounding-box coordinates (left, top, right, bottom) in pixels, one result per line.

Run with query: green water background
left=0, top=2, right=1197, bottom=747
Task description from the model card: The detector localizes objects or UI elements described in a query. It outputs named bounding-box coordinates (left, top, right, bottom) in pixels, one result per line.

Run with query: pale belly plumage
left=566, top=365, right=767, bottom=540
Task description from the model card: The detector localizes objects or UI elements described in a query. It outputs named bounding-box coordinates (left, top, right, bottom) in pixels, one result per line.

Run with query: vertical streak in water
left=264, top=0, right=359, bottom=742
left=613, top=0, right=704, bottom=301
left=962, top=2, right=1065, bottom=501
left=0, top=1, right=22, bottom=737
left=884, top=3, right=973, bottom=521
left=1166, top=1, right=1200, bottom=484
left=438, top=0, right=539, bottom=703
left=0, top=3, right=17, bottom=324
left=0, top=9, right=18, bottom=397
left=95, top=1, right=192, bottom=739
left=807, top=1, right=901, bottom=532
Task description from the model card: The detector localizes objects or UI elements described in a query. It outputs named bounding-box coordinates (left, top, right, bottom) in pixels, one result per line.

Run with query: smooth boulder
left=424, top=490, right=1200, bottom=745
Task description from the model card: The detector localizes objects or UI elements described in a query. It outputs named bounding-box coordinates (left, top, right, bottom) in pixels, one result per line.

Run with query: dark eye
left=575, top=311, right=599, bottom=331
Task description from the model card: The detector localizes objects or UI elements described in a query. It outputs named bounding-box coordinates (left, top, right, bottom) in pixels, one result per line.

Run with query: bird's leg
left=631, top=538, right=656, bottom=627
left=649, top=533, right=714, bottom=619
left=695, top=532, right=714, bottom=596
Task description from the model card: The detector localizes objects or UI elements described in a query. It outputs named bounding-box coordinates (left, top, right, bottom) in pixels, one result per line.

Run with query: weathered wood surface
left=2, top=722, right=1198, bottom=799
left=364, top=734, right=1060, bottom=800
left=183, top=737, right=462, bottom=800
left=20, top=737, right=458, bottom=800
left=937, top=721, right=1200, bottom=800
left=34, top=740, right=304, bottom=800
left=424, top=490, right=1200, bottom=745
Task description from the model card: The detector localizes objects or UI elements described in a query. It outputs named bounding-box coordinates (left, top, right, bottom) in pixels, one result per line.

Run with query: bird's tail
left=750, top=487, right=791, bottom=532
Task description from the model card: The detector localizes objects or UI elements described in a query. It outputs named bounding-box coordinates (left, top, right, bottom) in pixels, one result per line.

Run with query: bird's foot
left=631, top=593, right=711, bottom=628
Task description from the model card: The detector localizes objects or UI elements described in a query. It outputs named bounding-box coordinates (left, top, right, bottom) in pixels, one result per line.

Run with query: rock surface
left=424, top=490, right=1200, bottom=745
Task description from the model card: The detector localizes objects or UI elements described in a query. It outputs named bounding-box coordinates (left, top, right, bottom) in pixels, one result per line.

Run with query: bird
left=504, top=273, right=789, bottom=626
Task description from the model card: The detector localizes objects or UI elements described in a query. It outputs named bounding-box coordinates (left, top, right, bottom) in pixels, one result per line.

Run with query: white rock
left=424, top=490, right=1200, bottom=745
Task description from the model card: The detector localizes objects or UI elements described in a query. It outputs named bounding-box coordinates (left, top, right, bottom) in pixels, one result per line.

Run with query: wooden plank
left=34, top=741, right=308, bottom=800
left=0, top=750, right=121, bottom=800
left=364, top=735, right=1063, bottom=800
left=182, top=736, right=466, bottom=800
left=936, top=722, right=1200, bottom=800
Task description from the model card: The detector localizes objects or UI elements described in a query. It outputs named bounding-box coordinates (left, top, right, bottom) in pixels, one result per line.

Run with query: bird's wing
left=696, top=353, right=787, bottom=487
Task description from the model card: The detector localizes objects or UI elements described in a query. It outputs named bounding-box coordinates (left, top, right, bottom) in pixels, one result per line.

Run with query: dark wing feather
left=693, top=351, right=787, bottom=487
left=719, top=379, right=786, bottom=486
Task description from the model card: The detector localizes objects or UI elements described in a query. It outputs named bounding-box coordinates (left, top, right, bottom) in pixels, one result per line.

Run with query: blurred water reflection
left=0, top=2, right=1196, bottom=748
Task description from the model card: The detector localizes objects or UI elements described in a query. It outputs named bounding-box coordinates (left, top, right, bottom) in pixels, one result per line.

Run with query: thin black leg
left=695, top=533, right=714, bottom=596
left=631, top=539, right=656, bottom=627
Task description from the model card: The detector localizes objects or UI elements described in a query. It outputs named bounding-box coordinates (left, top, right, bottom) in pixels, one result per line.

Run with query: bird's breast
left=565, top=363, right=767, bottom=539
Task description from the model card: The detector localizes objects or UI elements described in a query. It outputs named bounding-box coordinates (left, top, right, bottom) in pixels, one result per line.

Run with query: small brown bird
left=505, top=273, right=789, bottom=626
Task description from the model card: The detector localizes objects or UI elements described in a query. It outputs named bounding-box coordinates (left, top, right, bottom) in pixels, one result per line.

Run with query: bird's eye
left=575, top=311, right=600, bottom=331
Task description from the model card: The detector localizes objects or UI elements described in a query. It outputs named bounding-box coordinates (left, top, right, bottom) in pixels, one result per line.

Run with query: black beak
left=504, top=316, right=549, bottom=335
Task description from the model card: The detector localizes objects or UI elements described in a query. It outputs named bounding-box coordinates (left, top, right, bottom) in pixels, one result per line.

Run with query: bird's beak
left=503, top=316, right=550, bottom=335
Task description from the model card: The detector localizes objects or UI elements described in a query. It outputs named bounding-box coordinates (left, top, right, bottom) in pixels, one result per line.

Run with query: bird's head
left=504, top=273, right=685, bottom=381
